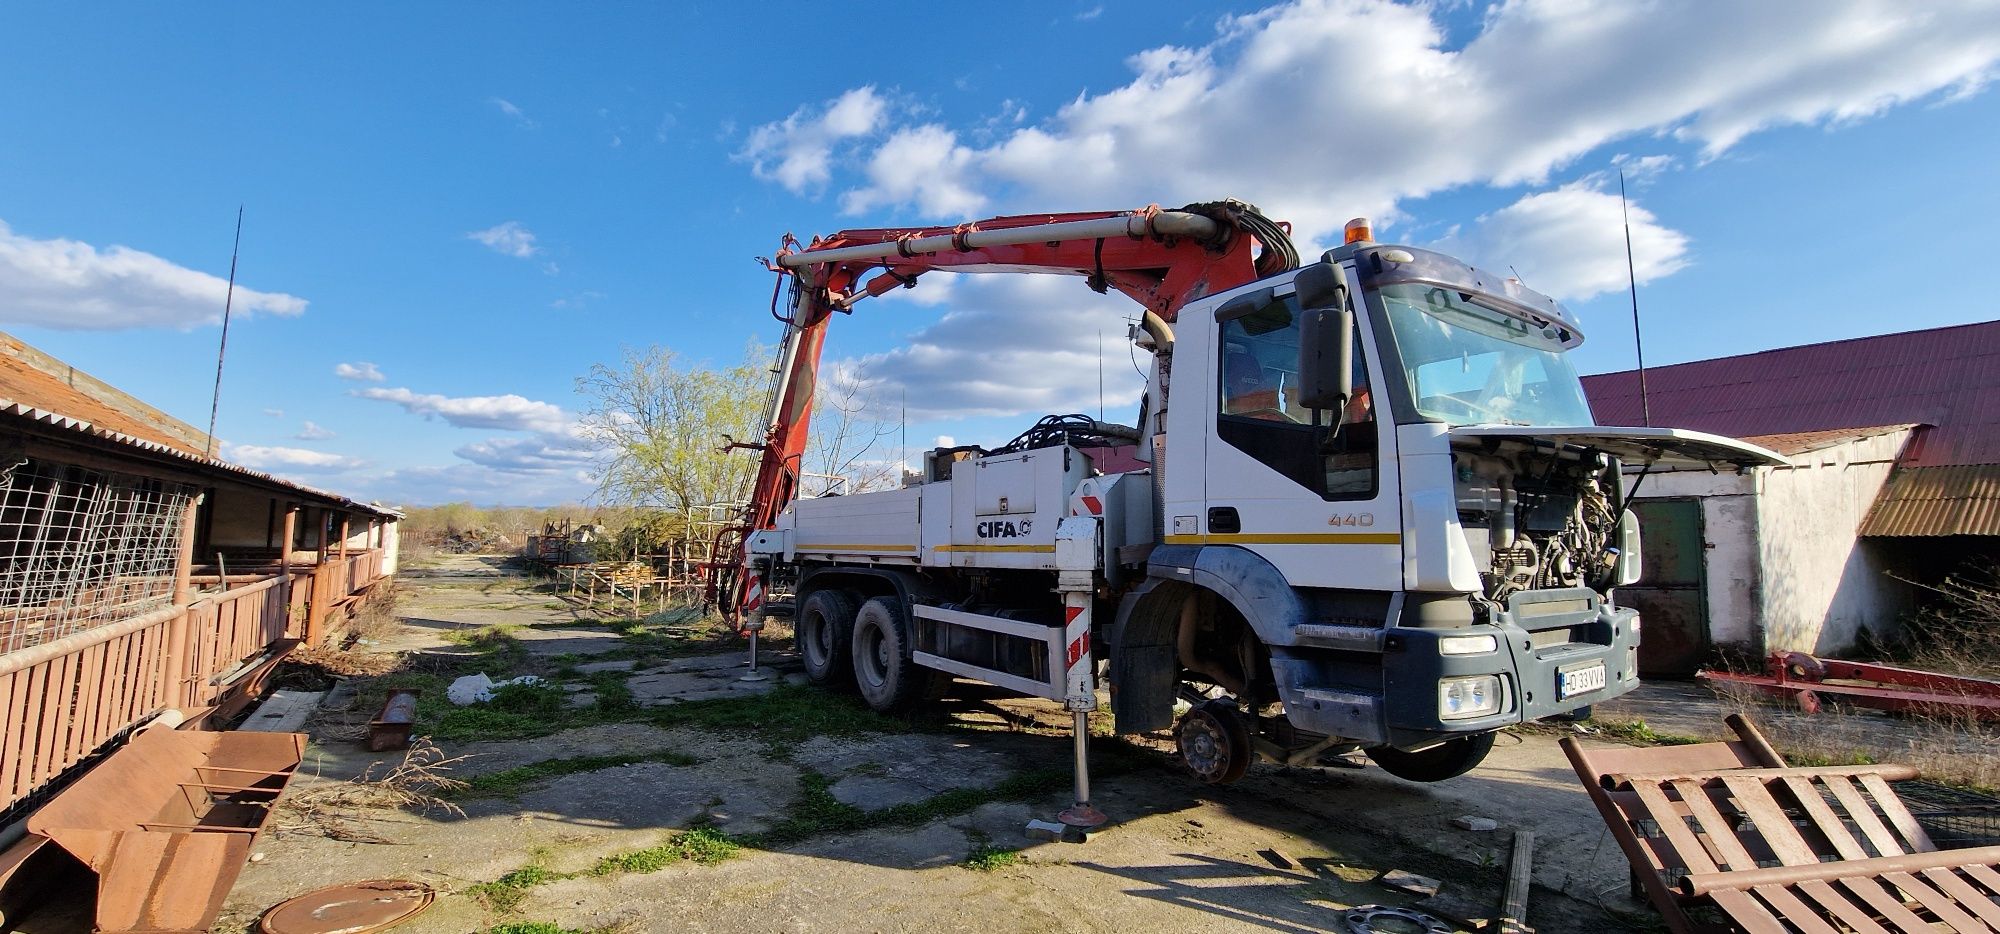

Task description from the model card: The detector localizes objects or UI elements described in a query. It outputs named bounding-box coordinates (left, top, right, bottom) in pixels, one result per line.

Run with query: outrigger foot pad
left=1024, top=818, right=1096, bottom=843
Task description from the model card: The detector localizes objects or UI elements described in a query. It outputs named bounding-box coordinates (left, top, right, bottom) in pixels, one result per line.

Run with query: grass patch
left=458, top=749, right=698, bottom=798
left=468, top=827, right=739, bottom=913
left=964, top=841, right=1021, bottom=871
left=589, top=825, right=740, bottom=874
left=466, top=863, right=557, bottom=912
left=1592, top=717, right=1703, bottom=747
left=484, top=923, right=632, bottom=934
left=646, top=683, right=905, bottom=744
left=744, top=764, right=1073, bottom=849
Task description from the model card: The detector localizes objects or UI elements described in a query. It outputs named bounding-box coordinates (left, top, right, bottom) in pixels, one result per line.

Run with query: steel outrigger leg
left=1051, top=583, right=1107, bottom=833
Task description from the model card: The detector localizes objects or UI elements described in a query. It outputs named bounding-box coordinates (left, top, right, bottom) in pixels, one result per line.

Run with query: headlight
left=1439, top=634, right=1498, bottom=656
left=1439, top=675, right=1503, bottom=720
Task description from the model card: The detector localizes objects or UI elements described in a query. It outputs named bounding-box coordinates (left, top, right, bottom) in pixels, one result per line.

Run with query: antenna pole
left=1619, top=172, right=1652, bottom=427
left=205, top=206, right=243, bottom=458
left=1097, top=329, right=1105, bottom=422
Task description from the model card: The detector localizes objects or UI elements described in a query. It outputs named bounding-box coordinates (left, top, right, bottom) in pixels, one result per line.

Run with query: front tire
left=850, top=596, right=936, bottom=712
left=1365, top=732, right=1495, bottom=782
left=797, top=589, right=858, bottom=687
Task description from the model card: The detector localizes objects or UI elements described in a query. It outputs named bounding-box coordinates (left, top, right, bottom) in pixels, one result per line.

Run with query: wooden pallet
left=1563, top=714, right=2000, bottom=933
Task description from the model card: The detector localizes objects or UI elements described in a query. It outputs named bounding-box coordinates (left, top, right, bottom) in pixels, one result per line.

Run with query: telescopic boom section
left=708, top=202, right=1292, bottom=621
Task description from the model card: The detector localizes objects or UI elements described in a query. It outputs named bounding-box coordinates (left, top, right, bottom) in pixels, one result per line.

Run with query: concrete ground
left=216, top=557, right=1709, bottom=934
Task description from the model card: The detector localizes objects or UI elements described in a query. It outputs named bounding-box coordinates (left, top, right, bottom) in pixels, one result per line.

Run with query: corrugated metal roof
left=0, top=334, right=397, bottom=518
left=1860, top=464, right=2000, bottom=537
left=1740, top=425, right=1917, bottom=456
left=1583, top=320, right=2000, bottom=468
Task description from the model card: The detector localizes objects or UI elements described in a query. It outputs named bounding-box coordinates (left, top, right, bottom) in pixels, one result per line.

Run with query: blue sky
left=3, top=1, right=1999, bottom=505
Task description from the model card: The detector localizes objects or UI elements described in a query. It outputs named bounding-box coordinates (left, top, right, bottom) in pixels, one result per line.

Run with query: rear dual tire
left=851, top=596, right=939, bottom=712
left=797, top=589, right=858, bottom=688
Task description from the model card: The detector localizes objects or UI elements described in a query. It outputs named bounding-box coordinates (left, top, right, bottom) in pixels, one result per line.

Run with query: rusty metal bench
left=1563, top=714, right=2000, bottom=933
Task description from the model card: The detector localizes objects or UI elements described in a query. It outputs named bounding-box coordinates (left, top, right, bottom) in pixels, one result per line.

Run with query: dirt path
left=221, top=559, right=1667, bottom=934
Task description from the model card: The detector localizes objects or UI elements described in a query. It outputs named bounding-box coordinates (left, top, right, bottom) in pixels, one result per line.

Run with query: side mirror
left=1297, top=301, right=1353, bottom=415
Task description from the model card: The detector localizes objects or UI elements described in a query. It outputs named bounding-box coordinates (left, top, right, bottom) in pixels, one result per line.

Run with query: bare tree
left=576, top=344, right=768, bottom=511
left=802, top=365, right=900, bottom=497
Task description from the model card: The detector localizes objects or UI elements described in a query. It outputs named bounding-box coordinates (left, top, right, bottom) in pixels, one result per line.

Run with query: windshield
left=1375, top=283, right=1595, bottom=426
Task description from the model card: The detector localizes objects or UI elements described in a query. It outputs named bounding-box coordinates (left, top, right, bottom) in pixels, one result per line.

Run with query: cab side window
left=1216, top=293, right=1376, bottom=500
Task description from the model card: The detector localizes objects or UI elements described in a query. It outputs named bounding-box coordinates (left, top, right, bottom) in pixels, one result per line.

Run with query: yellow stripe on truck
left=1164, top=532, right=1402, bottom=546
left=796, top=543, right=918, bottom=553
left=931, top=544, right=1059, bottom=553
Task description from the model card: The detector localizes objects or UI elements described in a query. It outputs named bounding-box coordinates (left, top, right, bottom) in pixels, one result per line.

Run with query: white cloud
left=840, top=125, right=987, bottom=217
left=933, top=435, right=957, bottom=448
left=226, top=443, right=362, bottom=471
left=293, top=420, right=336, bottom=441
left=0, top=219, right=308, bottom=331
left=262, top=408, right=284, bottom=418
left=467, top=221, right=541, bottom=259
left=453, top=430, right=600, bottom=474
left=1612, top=153, right=1678, bottom=187
left=740, top=87, right=888, bottom=193
left=333, top=361, right=385, bottom=382
left=551, top=289, right=605, bottom=310
left=354, top=386, right=570, bottom=433
left=835, top=275, right=1145, bottom=421
left=1075, top=5, right=1104, bottom=21
left=490, top=97, right=535, bottom=128
left=770, top=0, right=2000, bottom=246
left=1431, top=182, right=1690, bottom=301
left=365, top=463, right=596, bottom=507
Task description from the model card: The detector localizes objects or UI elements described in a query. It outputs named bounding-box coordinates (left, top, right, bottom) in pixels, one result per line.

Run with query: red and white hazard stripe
left=1061, top=592, right=1096, bottom=710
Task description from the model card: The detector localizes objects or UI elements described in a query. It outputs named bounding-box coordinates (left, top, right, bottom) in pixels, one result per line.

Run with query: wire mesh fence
left=0, top=457, right=196, bottom=655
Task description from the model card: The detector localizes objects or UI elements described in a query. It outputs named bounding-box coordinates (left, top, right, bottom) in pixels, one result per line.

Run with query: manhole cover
left=259, top=880, right=435, bottom=934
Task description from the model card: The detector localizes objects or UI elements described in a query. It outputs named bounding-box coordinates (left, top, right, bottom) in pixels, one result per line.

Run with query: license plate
left=1559, top=663, right=1607, bottom=699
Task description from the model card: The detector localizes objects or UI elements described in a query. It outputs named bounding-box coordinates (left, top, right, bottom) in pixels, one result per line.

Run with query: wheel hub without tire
left=1175, top=702, right=1251, bottom=784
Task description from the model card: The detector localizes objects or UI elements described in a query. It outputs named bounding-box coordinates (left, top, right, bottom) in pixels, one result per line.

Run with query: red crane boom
left=707, top=201, right=1297, bottom=621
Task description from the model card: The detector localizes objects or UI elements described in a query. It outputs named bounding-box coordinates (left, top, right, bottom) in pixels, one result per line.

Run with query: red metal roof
left=1583, top=320, right=2000, bottom=468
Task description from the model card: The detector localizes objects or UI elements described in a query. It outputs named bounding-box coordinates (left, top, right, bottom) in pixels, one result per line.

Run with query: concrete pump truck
left=707, top=201, right=1783, bottom=829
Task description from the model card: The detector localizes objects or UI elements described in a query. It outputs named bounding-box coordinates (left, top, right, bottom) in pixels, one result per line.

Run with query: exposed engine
left=1453, top=443, right=1623, bottom=603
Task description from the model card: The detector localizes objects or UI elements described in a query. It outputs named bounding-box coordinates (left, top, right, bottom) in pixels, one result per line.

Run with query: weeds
left=589, top=825, right=740, bottom=873
left=484, top=923, right=633, bottom=934
left=469, top=827, right=740, bottom=914
left=467, top=863, right=558, bottom=912
left=1590, top=717, right=1703, bottom=746
left=646, top=683, right=905, bottom=744
left=964, top=841, right=1020, bottom=872
left=457, top=749, right=699, bottom=798
left=280, top=739, right=468, bottom=842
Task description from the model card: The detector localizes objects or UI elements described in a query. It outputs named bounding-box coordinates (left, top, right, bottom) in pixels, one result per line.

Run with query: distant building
left=1583, top=321, right=2000, bottom=675
left=0, top=330, right=397, bottom=828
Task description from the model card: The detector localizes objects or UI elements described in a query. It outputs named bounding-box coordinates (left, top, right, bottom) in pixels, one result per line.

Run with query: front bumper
left=1268, top=588, right=1640, bottom=749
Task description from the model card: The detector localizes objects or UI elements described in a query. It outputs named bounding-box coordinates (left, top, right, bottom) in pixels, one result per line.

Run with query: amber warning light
left=1344, top=217, right=1373, bottom=244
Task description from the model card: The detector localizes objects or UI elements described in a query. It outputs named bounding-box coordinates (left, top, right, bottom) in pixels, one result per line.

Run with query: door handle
left=1207, top=507, right=1241, bottom=534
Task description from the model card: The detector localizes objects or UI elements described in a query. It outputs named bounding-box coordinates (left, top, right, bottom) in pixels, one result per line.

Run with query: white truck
left=710, top=203, right=1783, bottom=827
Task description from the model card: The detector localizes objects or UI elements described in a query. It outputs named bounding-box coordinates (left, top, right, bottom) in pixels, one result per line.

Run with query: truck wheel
left=1176, top=701, right=1252, bottom=784
left=1365, top=732, right=1496, bottom=782
left=851, top=596, right=934, bottom=712
left=797, top=589, right=859, bottom=687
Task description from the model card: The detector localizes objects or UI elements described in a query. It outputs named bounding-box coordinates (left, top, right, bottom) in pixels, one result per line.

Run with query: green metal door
left=1621, top=498, right=1709, bottom=677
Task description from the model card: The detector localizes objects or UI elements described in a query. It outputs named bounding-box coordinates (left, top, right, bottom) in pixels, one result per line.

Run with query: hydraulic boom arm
left=707, top=200, right=1297, bottom=620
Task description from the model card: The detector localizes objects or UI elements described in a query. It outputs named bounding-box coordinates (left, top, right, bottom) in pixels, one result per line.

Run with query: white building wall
left=1752, top=430, right=1911, bottom=654
left=382, top=519, right=401, bottom=576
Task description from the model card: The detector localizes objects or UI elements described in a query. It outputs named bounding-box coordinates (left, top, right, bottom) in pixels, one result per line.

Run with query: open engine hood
left=1448, top=425, right=1791, bottom=470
